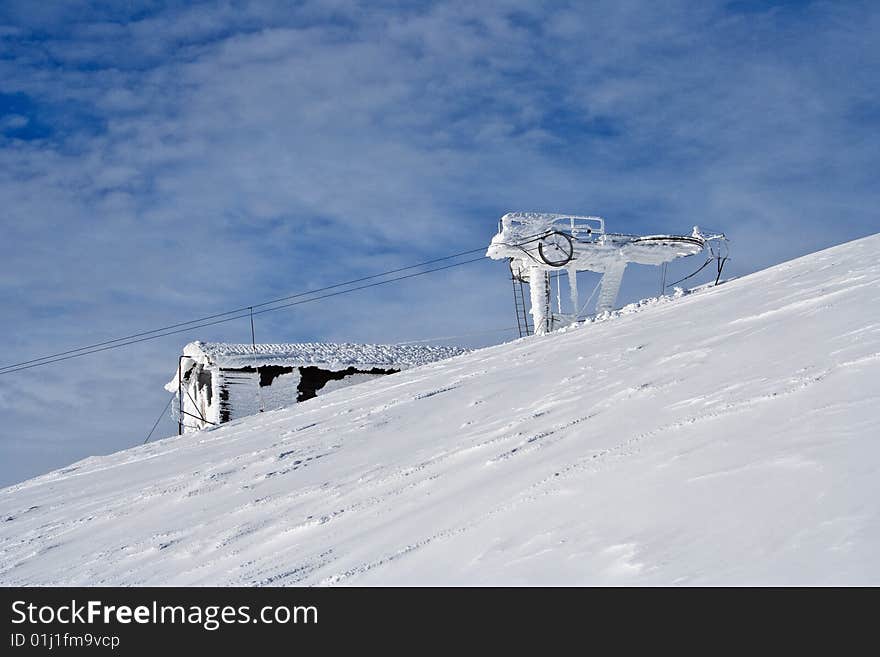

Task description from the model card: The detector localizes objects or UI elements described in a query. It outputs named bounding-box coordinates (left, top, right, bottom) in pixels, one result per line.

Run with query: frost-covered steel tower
left=487, top=212, right=710, bottom=335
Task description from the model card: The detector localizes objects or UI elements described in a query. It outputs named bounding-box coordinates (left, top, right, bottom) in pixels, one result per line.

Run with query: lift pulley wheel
left=537, top=231, right=575, bottom=266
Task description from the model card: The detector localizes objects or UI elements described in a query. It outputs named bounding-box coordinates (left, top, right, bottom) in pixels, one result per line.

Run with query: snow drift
left=1, top=234, right=879, bottom=585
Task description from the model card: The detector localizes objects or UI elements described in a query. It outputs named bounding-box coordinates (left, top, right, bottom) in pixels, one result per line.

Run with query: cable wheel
left=537, top=231, right=574, bottom=266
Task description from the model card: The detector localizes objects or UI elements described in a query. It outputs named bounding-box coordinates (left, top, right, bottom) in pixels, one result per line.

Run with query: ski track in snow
left=1, top=235, right=880, bottom=585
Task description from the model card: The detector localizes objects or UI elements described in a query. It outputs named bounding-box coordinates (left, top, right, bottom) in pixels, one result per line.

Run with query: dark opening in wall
left=219, top=365, right=295, bottom=388
left=258, top=365, right=295, bottom=388
left=296, top=366, right=399, bottom=402
left=219, top=385, right=231, bottom=423
left=196, top=369, right=212, bottom=406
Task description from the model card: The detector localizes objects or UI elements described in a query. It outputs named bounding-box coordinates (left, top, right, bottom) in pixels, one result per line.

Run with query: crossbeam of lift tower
left=486, top=212, right=726, bottom=335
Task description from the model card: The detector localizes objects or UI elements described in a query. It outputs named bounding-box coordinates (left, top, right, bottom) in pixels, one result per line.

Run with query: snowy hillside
left=2, top=234, right=879, bottom=585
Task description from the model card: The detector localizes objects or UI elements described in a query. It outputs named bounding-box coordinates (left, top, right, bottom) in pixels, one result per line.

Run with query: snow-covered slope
left=2, top=235, right=879, bottom=585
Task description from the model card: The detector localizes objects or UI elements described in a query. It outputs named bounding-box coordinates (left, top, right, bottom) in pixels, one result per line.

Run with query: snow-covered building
left=166, top=341, right=468, bottom=433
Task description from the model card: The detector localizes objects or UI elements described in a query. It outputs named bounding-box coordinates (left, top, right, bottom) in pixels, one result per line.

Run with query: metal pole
left=250, top=307, right=265, bottom=413
left=555, top=271, right=562, bottom=315
left=249, top=306, right=257, bottom=350
left=178, top=354, right=184, bottom=436
left=567, top=265, right=578, bottom=327
left=512, top=275, right=523, bottom=338
left=519, top=280, right=531, bottom=335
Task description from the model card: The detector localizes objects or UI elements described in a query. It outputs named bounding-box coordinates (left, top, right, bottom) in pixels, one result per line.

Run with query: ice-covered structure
left=487, top=212, right=725, bottom=334
left=166, top=341, right=468, bottom=433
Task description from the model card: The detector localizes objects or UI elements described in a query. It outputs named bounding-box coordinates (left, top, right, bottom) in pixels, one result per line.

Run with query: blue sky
left=1, top=0, right=878, bottom=487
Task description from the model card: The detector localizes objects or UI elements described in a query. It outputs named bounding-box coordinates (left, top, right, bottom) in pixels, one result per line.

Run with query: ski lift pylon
left=486, top=212, right=727, bottom=334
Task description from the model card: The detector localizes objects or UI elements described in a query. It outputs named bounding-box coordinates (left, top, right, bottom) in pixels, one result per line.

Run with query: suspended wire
left=4, top=234, right=729, bottom=377
left=142, top=393, right=174, bottom=444
left=665, top=257, right=714, bottom=288
left=714, top=256, right=729, bottom=285
left=183, top=386, right=208, bottom=424
left=665, top=254, right=732, bottom=289
left=575, top=276, right=603, bottom=318
left=0, top=246, right=488, bottom=374
left=0, top=255, right=490, bottom=376
left=179, top=409, right=218, bottom=426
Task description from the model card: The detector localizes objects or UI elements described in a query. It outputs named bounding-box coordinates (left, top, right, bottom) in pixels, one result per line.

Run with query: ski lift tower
left=486, top=212, right=726, bottom=335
